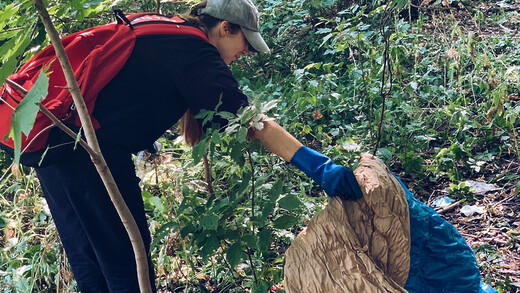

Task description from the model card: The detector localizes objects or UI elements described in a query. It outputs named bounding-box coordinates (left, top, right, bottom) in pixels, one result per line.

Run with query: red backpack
left=0, top=11, right=208, bottom=154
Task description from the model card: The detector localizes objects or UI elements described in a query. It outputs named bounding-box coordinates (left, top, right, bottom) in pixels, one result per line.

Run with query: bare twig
left=246, top=149, right=255, bottom=221
left=0, top=162, right=14, bottom=183
left=0, top=27, right=24, bottom=33
left=511, top=125, right=520, bottom=167
left=203, top=154, right=214, bottom=196
left=245, top=245, right=258, bottom=285
left=31, top=0, right=152, bottom=291
left=436, top=200, right=462, bottom=214
left=373, top=8, right=395, bottom=156
left=245, top=149, right=258, bottom=286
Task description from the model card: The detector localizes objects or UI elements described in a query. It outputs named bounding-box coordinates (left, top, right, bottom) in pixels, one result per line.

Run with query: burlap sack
left=284, top=154, right=411, bottom=293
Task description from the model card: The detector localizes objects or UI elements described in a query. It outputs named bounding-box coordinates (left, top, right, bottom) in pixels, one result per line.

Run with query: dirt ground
left=407, top=1, right=520, bottom=291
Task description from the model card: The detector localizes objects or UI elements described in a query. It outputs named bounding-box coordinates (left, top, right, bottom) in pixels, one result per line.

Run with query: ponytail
left=178, top=110, right=203, bottom=146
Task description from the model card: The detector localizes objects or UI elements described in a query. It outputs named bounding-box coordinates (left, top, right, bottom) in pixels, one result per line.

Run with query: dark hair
left=182, top=1, right=241, bottom=34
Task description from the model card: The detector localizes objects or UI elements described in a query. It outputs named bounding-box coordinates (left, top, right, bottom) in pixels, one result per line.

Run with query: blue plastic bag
left=393, top=176, right=497, bottom=293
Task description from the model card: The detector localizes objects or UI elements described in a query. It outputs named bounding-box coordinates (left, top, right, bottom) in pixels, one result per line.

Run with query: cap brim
left=241, top=27, right=270, bottom=53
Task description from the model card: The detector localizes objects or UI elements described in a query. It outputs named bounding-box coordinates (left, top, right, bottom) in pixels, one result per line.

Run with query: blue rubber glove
left=290, top=146, right=363, bottom=200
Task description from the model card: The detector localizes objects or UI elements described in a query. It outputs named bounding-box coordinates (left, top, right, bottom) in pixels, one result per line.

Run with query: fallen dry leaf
left=447, top=47, right=461, bottom=61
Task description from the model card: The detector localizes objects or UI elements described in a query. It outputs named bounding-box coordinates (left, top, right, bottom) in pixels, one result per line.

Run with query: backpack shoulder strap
left=126, top=13, right=209, bottom=42
left=114, top=9, right=134, bottom=27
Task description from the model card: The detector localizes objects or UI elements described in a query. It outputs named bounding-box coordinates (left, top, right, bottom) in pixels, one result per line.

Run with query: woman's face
left=208, top=21, right=250, bottom=65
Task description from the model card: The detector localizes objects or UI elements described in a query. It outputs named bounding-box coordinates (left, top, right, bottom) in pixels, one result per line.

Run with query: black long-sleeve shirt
left=93, top=34, right=248, bottom=152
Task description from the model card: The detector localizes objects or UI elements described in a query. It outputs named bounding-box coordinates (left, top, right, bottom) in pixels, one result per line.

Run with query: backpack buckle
left=114, top=9, right=134, bottom=30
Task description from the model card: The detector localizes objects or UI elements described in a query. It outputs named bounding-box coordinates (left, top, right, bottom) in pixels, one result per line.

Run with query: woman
left=29, top=0, right=362, bottom=291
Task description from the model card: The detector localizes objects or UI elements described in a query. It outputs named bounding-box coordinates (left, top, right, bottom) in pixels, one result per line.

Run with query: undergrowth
left=0, top=0, right=519, bottom=292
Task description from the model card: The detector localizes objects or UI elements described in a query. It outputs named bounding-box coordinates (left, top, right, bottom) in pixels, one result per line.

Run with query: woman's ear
left=219, top=20, right=231, bottom=36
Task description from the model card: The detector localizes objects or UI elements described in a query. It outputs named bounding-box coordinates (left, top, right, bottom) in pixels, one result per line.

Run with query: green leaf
left=269, top=179, right=283, bottom=201
left=1, top=17, right=34, bottom=56
left=224, top=228, right=239, bottom=240
left=149, top=196, right=164, bottom=213
left=180, top=224, right=195, bottom=238
left=192, top=137, right=207, bottom=164
left=257, top=229, right=272, bottom=252
left=210, top=131, right=222, bottom=144
left=240, top=108, right=255, bottom=124
left=177, top=195, right=189, bottom=215
left=217, top=111, right=236, bottom=121
left=5, top=65, right=50, bottom=164
left=261, top=202, right=275, bottom=221
left=202, top=113, right=215, bottom=128
left=0, top=30, right=18, bottom=42
left=515, top=181, right=520, bottom=196
left=38, top=145, right=50, bottom=167
left=230, top=144, right=245, bottom=165
left=242, top=233, right=258, bottom=249
left=0, top=215, right=7, bottom=229
left=70, top=0, right=83, bottom=10
left=225, top=123, right=240, bottom=136
left=226, top=242, right=244, bottom=268
left=260, top=99, right=278, bottom=113
left=278, top=194, right=303, bottom=211
left=199, top=235, right=219, bottom=262
left=150, top=221, right=177, bottom=250
left=0, top=36, right=26, bottom=83
left=200, top=214, right=219, bottom=231
left=210, top=198, right=230, bottom=213
left=237, top=169, right=251, bottom=195
left=0, top=3, right=20, bottom=24
left=272, top=215, right=299, bottom=229
left=376, top=148, right=393, bottom=162
left=74, top=126, right=83, bottom=148
left=236, top=126, right=248, bottom=143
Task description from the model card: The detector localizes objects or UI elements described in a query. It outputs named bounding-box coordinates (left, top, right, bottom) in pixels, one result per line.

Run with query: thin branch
left=245, top=149, right=258, bottom=286
left=436, top=200, right=462, bottom=214
left=234, top=221, right=258, bottom=285
left=246, top=149, right=255, bottom=221
left=373, top=8, right=394, bottom=156
left=0, top=162, right=14, bottom=183
left=5, top=78, right=95, bottom=157
left=511, top=124, right=520, bottom=166
left=244, top=245, right=258, bottom=285
left=31, top=0, right=99, bottom=156
left=0, top=27, right=25, bottom=33
left=203, top=154, right=214, bottom=196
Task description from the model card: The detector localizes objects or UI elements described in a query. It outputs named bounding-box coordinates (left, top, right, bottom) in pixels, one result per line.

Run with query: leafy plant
left=1, top=0, right=519, bottom=291
left=146, top=97, right=325, bottom=292
left=448, top=181, right=475, bottom=201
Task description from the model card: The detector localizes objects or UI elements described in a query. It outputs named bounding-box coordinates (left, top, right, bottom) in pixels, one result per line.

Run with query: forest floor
left=399, top=1, right=520, bottom=291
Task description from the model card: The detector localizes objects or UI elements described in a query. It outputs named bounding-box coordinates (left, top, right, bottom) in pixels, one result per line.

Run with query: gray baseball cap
left=198, top=0, right=270, bottom=53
